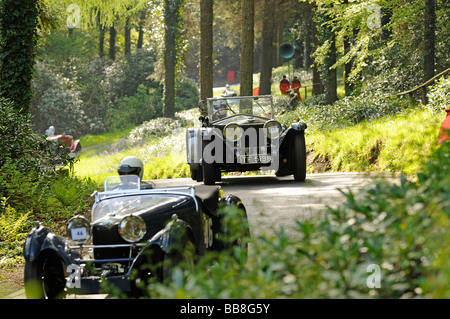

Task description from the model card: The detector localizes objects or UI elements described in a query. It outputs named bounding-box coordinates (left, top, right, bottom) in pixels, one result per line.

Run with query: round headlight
left=263, top=120, right=282, bottom=139
left=119, top=215, right=146, bottom=243
left=224, top=122, right=243, bottom=142
left=67, top=215, right=91, bottom=245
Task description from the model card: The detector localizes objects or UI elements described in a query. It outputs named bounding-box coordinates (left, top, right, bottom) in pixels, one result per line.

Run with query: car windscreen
left=207, top=96, right=273, bottom=121
left=92, top=195, right=179, bottom=222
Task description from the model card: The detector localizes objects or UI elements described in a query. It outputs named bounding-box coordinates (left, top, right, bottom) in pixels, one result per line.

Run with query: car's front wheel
left=24, top=252, right=66, bottom=299
left=293, top=132, right=306, bottom=181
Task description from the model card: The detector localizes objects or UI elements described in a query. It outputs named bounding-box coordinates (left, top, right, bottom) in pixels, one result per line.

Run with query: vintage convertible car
left=23, top=175, right=248, bottom=299
left=186, top=95, right=307, bottom=185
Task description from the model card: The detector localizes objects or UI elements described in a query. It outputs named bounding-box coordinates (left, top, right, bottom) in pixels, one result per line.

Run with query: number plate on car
left=239, top=154, right=272, bottom=164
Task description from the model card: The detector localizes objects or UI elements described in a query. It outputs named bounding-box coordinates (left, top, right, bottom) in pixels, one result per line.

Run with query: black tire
left=74, top=143, right=82, bottom=155
left=215, top=198, right=250, bottom=262
left=202, top=161, right=217, bottom=185
left=190, top=166, right=203, bottom=182
left=24, top=252, right=66, bottom=299
left=293, top=132, right=306, bottom=181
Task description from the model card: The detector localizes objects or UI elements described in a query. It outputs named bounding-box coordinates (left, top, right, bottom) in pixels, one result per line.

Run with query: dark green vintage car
left=23, top=175, right=248, bottom=298
left=186, top=95, right=307, bottom=185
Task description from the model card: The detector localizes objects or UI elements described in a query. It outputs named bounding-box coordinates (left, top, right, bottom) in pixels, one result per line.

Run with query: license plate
left=240, top=154, right=272, bottom=164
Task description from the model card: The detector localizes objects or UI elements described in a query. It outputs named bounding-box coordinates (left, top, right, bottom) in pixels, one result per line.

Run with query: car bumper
left=66, top=275, right=132, bottom=294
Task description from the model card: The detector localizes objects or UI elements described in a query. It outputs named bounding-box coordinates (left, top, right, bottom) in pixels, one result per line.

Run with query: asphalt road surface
left=154, top=172, right=388, bottom=237
left=5, top=172, right=392, bottom=299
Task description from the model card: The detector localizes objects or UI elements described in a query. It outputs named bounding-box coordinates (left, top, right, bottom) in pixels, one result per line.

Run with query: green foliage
left=278, top=91, right=408, bottom=132
left=147, top=142, right=450, bottom=299
left=175, top=77, right=199, bottom=112
left=31, top=45, right=160, bottom=135
left=109, top=84, right=162, bottom=130
left=0, top=198, right=31, bottom=267
left=306, top=106, right=442, bottom=174
left=426, top=75, right=450, bottom=113
left=0, top=98, right=70, bottom=176
left=0, top=0, right=39, bottom=112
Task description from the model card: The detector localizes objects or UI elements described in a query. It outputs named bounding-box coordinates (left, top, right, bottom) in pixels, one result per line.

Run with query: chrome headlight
left=67, top=215, right=91, bottom=244
left=224, top=122, right=243, bottom=142
left=119, top=215, right=146, bottom=243
left=263, top=120, right=282, bottom=139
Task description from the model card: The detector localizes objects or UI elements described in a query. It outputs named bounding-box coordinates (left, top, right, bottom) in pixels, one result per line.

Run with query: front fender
left=70, top=139, right=81, bottom=152
left=136, top=216, right=195, bottom=259
left=23, top=223, right=77, bottom=266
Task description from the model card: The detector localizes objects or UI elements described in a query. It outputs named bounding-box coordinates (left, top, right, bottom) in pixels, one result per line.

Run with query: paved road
left=154, top=172, right=384, bottom=237
left=5, top=172, right=390, bottom=299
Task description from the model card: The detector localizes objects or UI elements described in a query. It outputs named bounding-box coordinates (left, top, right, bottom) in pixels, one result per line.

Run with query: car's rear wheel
left=202, top=161, right=217, bottom=185
left=24, top=252, right=66, bottom=299
left=293, top=132, right=306, bottom=181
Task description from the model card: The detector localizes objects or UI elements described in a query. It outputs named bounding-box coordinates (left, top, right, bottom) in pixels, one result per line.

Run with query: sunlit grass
left=79, top=125, right=135, bottom=148
left=307, top=106, right=442, bottom=175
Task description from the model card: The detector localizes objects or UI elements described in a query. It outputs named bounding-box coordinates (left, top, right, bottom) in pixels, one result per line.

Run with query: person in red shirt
left=291, top=76, right=302, bottom=101
left=279, top=75, right=290, bottom=95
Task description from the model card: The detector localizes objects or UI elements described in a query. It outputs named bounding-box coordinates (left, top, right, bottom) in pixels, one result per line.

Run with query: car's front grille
left=92, top=224, right=131, bottom=260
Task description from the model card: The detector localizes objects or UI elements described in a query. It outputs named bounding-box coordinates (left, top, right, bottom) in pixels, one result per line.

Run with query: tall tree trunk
left=98, top=13, right=105, bottom=58
left=423, top=0, right=436, bottom=104
left=163, top=0, right=183, bottom=118
left=325, top=33, right=338, bottom=104
left=200, top=0, right=213, bottom=107
left=239, top=0, right=255, bottom=97
left=0, top=0, right=39, bottom=113
left=125, top=16, right=131, bottom=56
left=109, top=24, right=116, bottom=60
left=311, top=9, right=323, bottom=95
left=343, top=0, right=353, bottom=96
left=259, top=0, right=274, bottom=95
left=304, top=3, right=313, bottom=68
left=137, top=9, right=146, bottom=50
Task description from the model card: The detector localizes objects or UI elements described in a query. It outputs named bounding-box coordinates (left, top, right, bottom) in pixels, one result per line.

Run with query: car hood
left=92, top=194, right=193, bottom=225
left=212, top=114, right=270, bottom=126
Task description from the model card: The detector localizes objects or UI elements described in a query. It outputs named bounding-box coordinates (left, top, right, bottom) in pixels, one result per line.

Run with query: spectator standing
left=291, top=76, right=302, bottom=101
left=279, top=75, right=290, bottom=95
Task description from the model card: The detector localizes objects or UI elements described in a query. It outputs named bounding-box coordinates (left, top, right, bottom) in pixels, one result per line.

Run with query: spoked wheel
left=24, top=253, right=66, bottom=299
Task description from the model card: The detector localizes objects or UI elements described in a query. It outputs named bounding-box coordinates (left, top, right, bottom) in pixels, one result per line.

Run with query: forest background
left=0, top=0, right=449, bottom=299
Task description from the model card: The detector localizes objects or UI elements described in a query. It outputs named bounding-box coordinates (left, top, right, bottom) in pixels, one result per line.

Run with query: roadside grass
left=306, top=106, right=442, bottom=175
left=79, top=125, right=135, bottom=149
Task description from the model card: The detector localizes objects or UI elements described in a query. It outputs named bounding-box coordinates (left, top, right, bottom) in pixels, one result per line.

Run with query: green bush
left=0, top=198, right=31, bottom=267
left=175, top=77, right=199, bottom=112
left=0, top=98, right=71, bottom=176
left=278, top=91, right=409, bottom=133
left=109, top=84, right=162, bottom=130
left=146, top=142, right=449, bottom=299
left=426, top=75, right=450, bottom=113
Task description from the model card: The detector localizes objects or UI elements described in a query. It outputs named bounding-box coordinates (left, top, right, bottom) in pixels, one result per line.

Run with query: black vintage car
left=23, top=175, right=248, bottom=299
left=186, top=95, right=307, bottom=185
